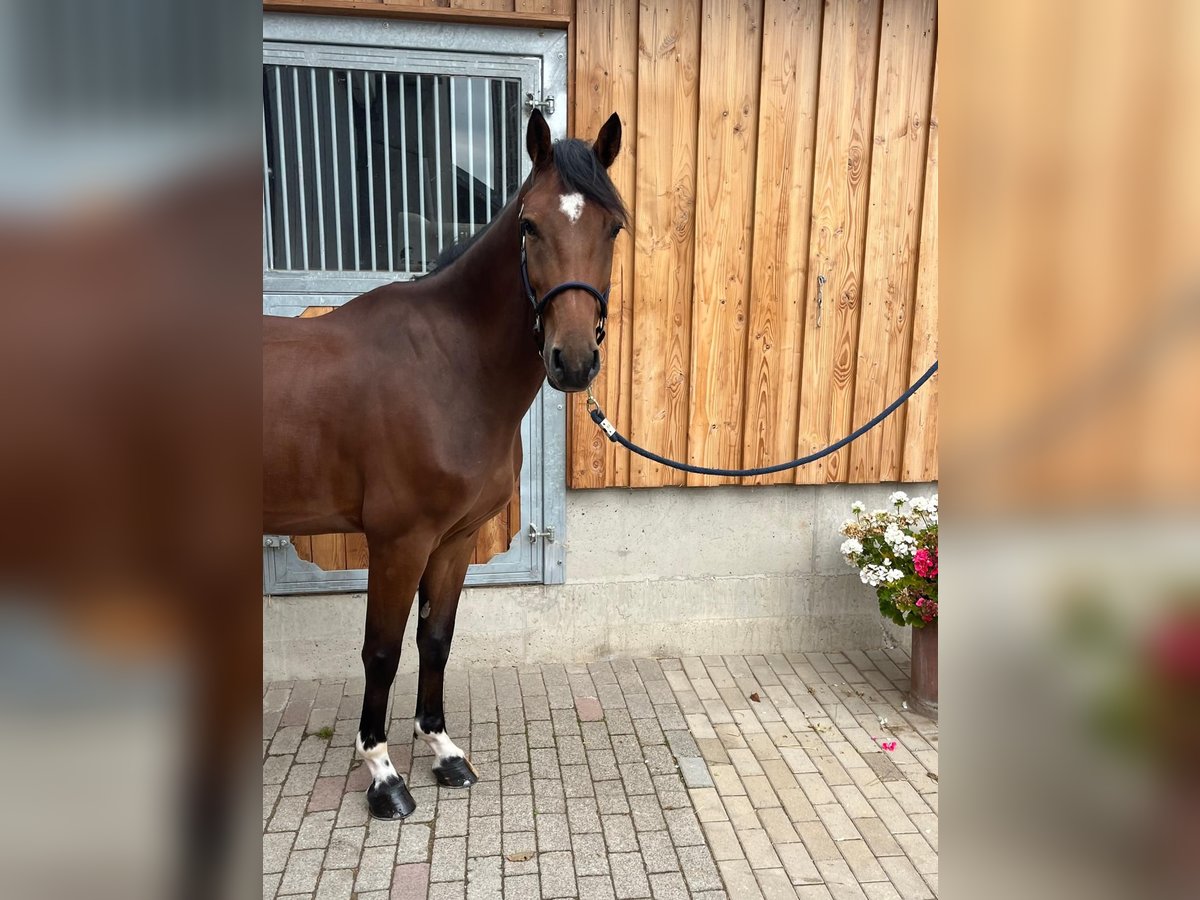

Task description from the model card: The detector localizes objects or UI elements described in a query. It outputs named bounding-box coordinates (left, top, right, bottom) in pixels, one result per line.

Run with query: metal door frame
left=262, top=13, right=567, bottom=594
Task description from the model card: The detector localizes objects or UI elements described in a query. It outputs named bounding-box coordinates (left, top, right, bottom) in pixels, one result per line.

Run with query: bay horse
left=263, top=109, right=626, bottom=819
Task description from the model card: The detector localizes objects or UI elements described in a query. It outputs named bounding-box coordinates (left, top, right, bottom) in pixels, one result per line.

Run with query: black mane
left=426, top=217, right=495, bottom=274
left=427, top=137, right=628, bottom=274
left=549, top=138, right=629, bottom=227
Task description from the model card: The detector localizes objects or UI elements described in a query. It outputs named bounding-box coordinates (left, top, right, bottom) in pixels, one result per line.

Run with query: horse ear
left=593, top=112, right=621, bottom=169
left=526, top=109, right=553, bottom=170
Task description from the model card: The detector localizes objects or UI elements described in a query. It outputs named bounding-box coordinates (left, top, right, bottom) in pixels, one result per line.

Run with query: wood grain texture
left=740, top=0, right=823, bottom=484
left=794, top=0, right=882, bottom=485
left=628, top=0, right=701, bottom=487
left=264, top=1, right=571, bottom=29
left=849, top=0, right=936, bottom=482
left=449, top=0, right=513, bottom=11
left=474, top=503, right=509, bottom=563
left=515, top=0, right=572, bottom=14
left=310, top=532, right=347, bottom=570
left=291, top=535, right=314, bottom=563
left=344, top=532, right=370, bottom=569
left=607, top=0, right=638, bottom=485
left=567, top=0, right=639, bottom=487
left=901, top=60, right=937, bottom=483
left=508, top=480, right=521, bottom=546
left=474, top=485, right=520, bottom=563
left=686, top=0, right=764, bottom=485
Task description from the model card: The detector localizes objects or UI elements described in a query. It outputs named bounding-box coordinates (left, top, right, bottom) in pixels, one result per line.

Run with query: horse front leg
left=415, top=532, right=478, bottom=787
left=356, top=532, right=430, bottom=820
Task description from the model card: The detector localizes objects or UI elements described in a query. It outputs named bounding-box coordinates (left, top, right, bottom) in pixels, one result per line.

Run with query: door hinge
left=524, top=92, right=556, bottom=116
left=263, top=535, right=290, bottom=549
left=527, top=522, right=555, bottom=544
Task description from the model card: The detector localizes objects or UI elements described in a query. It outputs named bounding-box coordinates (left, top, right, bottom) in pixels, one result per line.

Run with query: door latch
left=524, top=92, right=556, bottom=116
left=527, top=522, right=555, bottom=544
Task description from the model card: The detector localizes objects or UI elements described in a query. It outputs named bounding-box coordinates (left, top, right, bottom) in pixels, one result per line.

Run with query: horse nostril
left=589, top=350, right=601, bottom=379
left=550, top=348, right=565, bottom=377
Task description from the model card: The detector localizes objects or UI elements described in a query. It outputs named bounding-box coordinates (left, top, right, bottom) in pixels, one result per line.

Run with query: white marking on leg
left=415, top=720, right=466, bottom=765
left=356, top=733, right=399, bottom=785
left=558, top=192, right=585, bottom=224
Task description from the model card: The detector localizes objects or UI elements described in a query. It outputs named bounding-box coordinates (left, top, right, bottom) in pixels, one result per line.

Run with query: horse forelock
left=549, top=139, right=628, bottom=227
left=427, top=136, right=626, bottom=276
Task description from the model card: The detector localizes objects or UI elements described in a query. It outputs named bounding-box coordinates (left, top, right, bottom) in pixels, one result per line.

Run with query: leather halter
left=519, top=212, right=609, bottom=348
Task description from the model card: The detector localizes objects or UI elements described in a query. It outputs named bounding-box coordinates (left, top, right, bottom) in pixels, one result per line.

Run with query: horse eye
left=610, top=224, right=623, bottom=240
left=520, top=219, right=538, bottom=238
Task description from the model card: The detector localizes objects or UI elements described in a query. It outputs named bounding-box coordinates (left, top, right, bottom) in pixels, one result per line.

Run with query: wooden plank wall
left=627, top=0, right=701, bottom=487
left=568, top=0, right=939, bottom=487
left=269, top=0, right=938, bottom=514
left=268, top=0, right=572, bottom=15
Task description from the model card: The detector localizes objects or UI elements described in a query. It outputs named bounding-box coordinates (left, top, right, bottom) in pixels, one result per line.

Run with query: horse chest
left=445, top=426, right=523, bottom=530
left=466, top=432, right=523, bottom=517
left=391, top=418, right=517, bottom=525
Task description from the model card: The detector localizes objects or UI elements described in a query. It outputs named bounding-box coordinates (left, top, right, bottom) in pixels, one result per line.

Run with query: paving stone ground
left=264, top=650, right=938, bottom=899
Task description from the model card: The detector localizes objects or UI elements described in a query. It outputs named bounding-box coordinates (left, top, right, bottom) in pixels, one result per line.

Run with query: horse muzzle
left=545, top=345, right=601, bottom=393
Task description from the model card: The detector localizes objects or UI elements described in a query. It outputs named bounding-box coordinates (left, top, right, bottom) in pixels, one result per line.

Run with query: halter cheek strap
left=518, top=207, right=609, bottom=347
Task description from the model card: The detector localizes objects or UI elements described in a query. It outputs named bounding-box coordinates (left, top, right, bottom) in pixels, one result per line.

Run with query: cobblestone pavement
left=264, top=650, right=938, bottom=899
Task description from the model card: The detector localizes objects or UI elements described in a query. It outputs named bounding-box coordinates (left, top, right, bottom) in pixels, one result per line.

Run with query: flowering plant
left=840, top=492, right=938, bottom=628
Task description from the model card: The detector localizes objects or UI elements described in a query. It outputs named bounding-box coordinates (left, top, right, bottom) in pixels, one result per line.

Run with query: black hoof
left=434, top=756, right=479, bottom=788
left=366, top=775, right=416, bottom=820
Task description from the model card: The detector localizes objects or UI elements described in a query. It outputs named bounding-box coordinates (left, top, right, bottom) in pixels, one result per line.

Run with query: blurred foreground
left=0, top=2, right=260, bottom=898
left=0, top=0, right=1195, bottom=897
left=942, top=1, right=1200, bottom=897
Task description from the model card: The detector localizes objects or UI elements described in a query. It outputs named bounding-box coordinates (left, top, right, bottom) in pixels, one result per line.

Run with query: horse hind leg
left=415, top=533, right=478, bottom=788
left=356, top=533, right=430, bottom=820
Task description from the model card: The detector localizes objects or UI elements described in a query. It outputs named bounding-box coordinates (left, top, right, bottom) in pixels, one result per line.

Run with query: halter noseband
left=519, top=209, right=609, bottom=348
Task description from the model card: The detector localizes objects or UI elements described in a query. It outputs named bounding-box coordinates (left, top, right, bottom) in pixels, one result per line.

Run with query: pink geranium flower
left=914, top=548, right=938, bottom=579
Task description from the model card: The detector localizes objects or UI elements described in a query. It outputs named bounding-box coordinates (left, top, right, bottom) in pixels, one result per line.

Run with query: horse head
left=519, top=109, right=626, bottom=393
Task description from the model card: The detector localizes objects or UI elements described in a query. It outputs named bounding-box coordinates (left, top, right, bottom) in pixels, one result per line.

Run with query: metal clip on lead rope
left=585, top=387, right=617, bottom=439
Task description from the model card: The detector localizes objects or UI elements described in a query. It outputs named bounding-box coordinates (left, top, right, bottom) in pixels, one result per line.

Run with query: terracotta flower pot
left=908, top=620, right=938, bottom=718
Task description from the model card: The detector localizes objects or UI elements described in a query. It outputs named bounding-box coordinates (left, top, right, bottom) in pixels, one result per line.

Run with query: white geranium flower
left=910, top=497, right=929, bottom=513
left=883, top=523, right=916, bottom=557
left=851, top=501, right=865, bottom=514
left=890, top=490, right=908, bottom=507
left=887, top=568, right=905, bottom=583
left=840, top=538, right=863, bottom=557
left=859, top=564, right=889, bottom=587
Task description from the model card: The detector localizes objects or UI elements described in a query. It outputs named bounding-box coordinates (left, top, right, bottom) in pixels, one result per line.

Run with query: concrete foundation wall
left=264, top=482, right=935, bottom=680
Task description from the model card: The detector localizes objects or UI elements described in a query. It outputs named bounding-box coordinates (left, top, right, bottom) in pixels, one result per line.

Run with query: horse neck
left=440, top=199, right=546, bottom=416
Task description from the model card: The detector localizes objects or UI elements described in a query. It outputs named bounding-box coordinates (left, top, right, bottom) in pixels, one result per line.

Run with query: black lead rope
left=586, top=360, right=939, bottom=477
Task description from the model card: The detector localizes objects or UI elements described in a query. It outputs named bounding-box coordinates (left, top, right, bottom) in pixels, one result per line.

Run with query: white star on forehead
left=559, top=193, right=585, bottom=223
